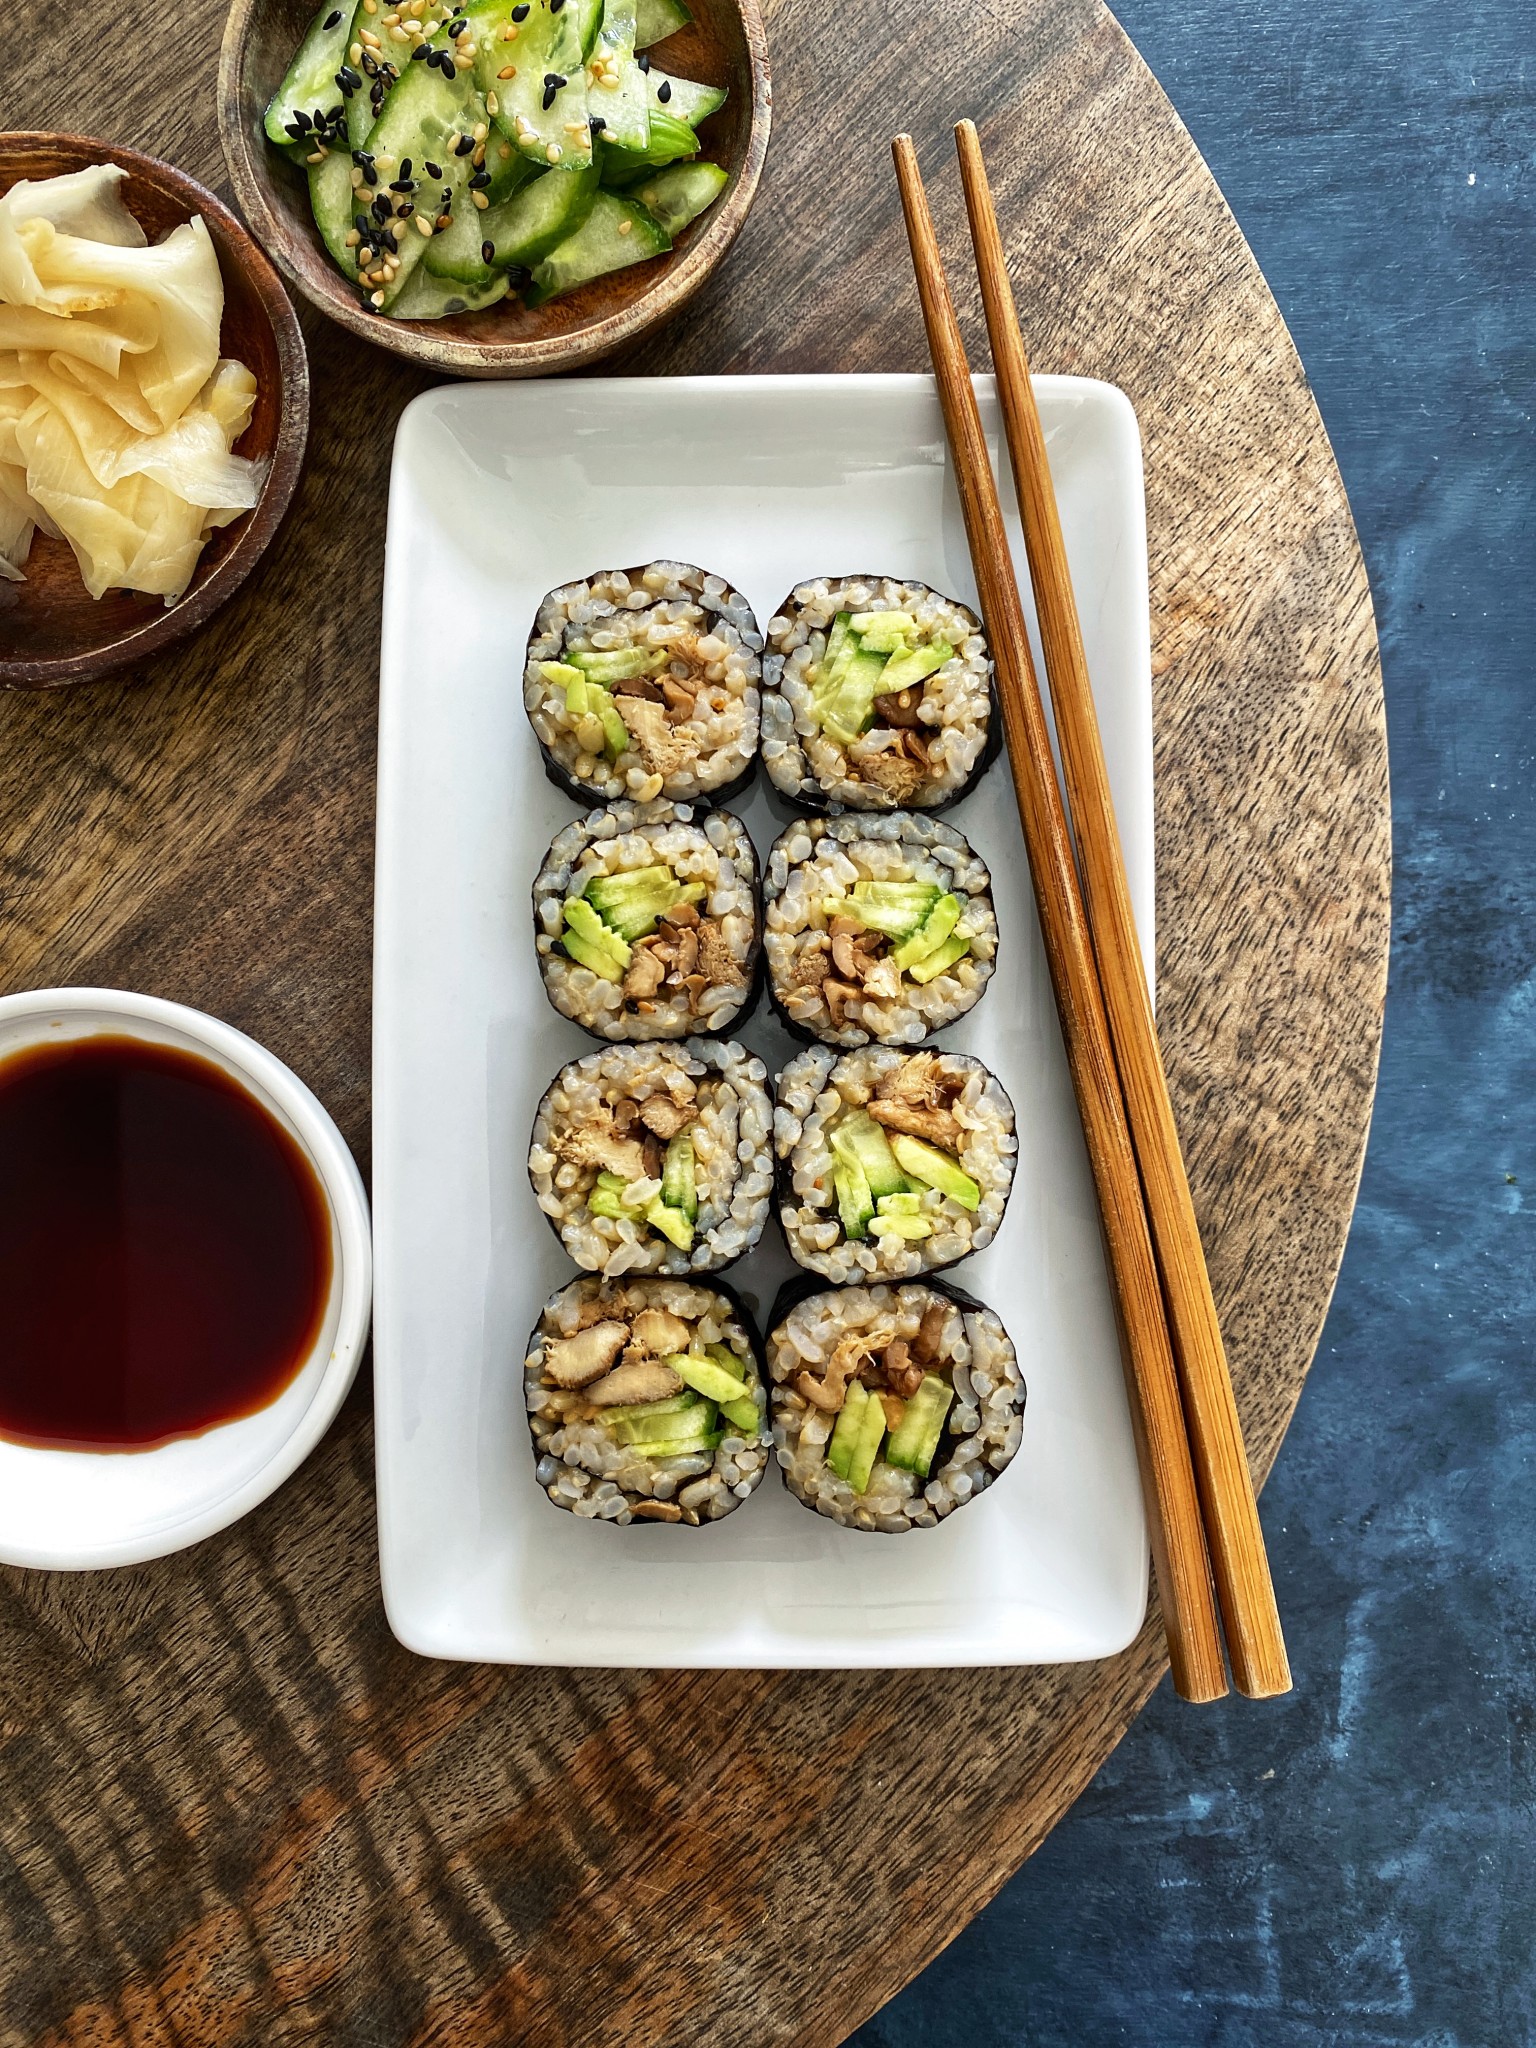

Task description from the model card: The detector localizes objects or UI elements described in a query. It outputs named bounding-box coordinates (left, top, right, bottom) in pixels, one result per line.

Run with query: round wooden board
left=0, top=0, right=1389, bottom=2040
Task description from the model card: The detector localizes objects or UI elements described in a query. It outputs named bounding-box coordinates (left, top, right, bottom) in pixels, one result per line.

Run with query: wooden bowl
left=0, top=134, right=309, bottom=692
left=218, top=0, right=770, bottom=376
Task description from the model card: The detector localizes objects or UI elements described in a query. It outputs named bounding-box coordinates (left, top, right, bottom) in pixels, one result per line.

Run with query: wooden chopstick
left=891, top=134, right=1228, bottom=1704
left=953, top=120, right=1291, bottom=1700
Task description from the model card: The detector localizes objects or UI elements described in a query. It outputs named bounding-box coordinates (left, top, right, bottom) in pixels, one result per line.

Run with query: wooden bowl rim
left=0, top=130, right=310, bottom=692
left=216, top=0, right=771, bottom=375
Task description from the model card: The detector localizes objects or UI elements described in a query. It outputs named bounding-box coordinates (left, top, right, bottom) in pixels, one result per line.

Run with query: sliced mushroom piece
left=641, top=1132, right=664, bottom=1181
left=668, top=927, right=699, bottom=980
left=611, top=675, right=665, bottom=702
left=630, top=1499, right=684, bottom=1521
left=822, top=977, right=861, bottom=1026
left=629, top=1308, right=691, bottom=1355
left=544, top=1320, right=629, bottom=1389
left=831, top=929, right=861, bottom=980
left=660, top=676, right=697, bottom=719
left=912, top=1300, right=949, bottom=1367
left=797, top=1370, right=845, bottom=1413
left=585, top=1357, right=685, bottom=1406
left=637, top=1096, right=696, bottom=1141
left=878, top=685, right=924, bottom=729
left=662, top=900, right=700, bottom=931
left=867, top=1099, right=965, bottom=1151
left=622, top=944, right=668, bottom=1002
left=877, top=1390, right=908, bottom=1430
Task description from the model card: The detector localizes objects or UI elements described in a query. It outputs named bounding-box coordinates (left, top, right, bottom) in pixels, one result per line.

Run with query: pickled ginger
left=0, top=165, right=263, bottom=602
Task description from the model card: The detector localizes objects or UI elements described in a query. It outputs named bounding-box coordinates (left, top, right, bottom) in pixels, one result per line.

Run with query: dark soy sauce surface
left=0, top=1034, right=333, bottom=1451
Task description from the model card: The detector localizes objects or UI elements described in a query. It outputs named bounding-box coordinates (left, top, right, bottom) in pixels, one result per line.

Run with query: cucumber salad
left=264, top=0, right=730, bottom=317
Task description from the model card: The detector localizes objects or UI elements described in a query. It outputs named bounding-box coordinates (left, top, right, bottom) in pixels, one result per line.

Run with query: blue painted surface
left=850, top=0, right=1535, bottom=2041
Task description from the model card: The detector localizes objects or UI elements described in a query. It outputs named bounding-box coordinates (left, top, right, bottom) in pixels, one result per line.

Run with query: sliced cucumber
left=719, top=1394, right=759, bottom=1434
left=891, top=892, right=962, bottom=972
left=644, top=65, right=724, bottom=128
left=264, top=0, right=357, bottom=144
left=525, top=188, right=669, bottom=303
left=826, top=1381, right=868, bottom=1481
left=350, top=47, right=482, bottom=309
left=628, top=160, right=725, bottom=236
left=846, top=1390, right=888, bottom=1494
left=832, top=1154, right=874, bottom=1241
left=586, top=0, right=650, bottom=150
left=601, top=1390, right=701, bottom=1423
left=597, top=108, right=698, bottom=184
left=308, top=147, right=360, bottom=278
left=476, top=160, right=598, bottom=267
left=492, top=0, right=593, bottom=168
left=831, top=1112, right=908, bottom=1200
left=885, top=1373, right=955, bottom=1477
left=634, top=0, right=691, bottom=46
left=906, top=932, right=972, bottom=984
left=423, top=146, right=539, bottom=280
left=668, top=1353, right=749, bottom=1405
left=660, top=1132, right=697, bottom=1219
left=388, top=264, right=510, bottom=317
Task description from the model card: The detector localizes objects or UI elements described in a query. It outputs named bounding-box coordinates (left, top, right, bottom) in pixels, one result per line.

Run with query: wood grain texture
left=0, top=0, right=1389, bottom=2041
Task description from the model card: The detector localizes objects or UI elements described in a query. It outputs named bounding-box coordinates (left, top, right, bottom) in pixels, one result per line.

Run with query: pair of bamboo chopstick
left=892, top=124, right=1291, bottom=1702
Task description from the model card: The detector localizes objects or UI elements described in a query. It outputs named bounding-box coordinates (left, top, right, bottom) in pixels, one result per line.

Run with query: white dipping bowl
left=0, top=988, right=372, bottom=1570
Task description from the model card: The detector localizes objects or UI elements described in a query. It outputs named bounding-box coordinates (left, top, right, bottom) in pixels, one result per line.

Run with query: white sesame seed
left=416, top=215, right=434, bottom=235
left=472, top=189, right=490, bottom=207
left=371, top=289, right=385, bottom=305
left=546, top=142, right=562, bottom=160
left=618, top=216, right=632, bottom=233
left=349, top=39, right=363, bottom=59
left=486, top=90, right=500, bottom=111
left=473, top=121, right=488, bottom=138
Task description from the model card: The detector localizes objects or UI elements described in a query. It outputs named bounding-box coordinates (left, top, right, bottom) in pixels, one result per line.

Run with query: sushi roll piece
left=524, top=560, right=762, bottom=806
left=775, top=1047, right=1017, bottom=1281
left=761, top=573, right=998, bottom=812
left=524, top=1275, right=771, bottom=1525
left=534, top=801, right=760, bottom=1041
left=529, top=1038, right=774, bottom=1276
left=766, top=1277, right=1025, bottom=1532
left=763, top=811, right=999, bottom=1046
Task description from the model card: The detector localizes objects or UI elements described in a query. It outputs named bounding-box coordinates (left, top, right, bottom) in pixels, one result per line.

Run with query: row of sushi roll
left=522, top=560, right=999, bottom=814
left=528, top=1039, right=1018, bottom=1284
left=533, top=801, right=998, bottom=1047
left=523, top=1273, right=1025, bottom=1532
left=519, top=560, right=1024, bottom=1534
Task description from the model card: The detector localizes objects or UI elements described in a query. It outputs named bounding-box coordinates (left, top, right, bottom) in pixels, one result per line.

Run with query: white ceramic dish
left=374, top=372, right=1152, bottom=1667
left=0, top=988, right=372, bottom=1571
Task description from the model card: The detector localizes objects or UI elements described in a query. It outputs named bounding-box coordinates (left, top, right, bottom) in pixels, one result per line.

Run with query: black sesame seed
left=588, top=114, right=606, bottom=132
left=398, top=200, right=415, bottom=217
left=469, top=169, right=491, bottom=188
left=293, top=108, right=313, bottom=130
left=541, top=82, right=556, bottom=108
left=372, top=194, right=392, bottom=220
left=389, top=177, right=414, bottom=192
left=448, top=15, right=467, bottom=31
left=482, top=238, right=496, bottom=262
left=424, top=159, right=443, bottom=177
left=455, top=130, right=477, bottom=153
left=285, top=118, right=306, bottom=139
left=360, top=46, right=379, bottom=70
left=336, top=65, right=360, bottom=91
left=550, top=0, right=565, bottom=12
left=636, top=50, right=650, bottom=69
left=512, top=4, right=530, bottom=16
left=400, top=157, right=413, bottom=176
left=657, top=77, right=671, bottom=101
left=410, top=39, right=429, bottom=56
left=363, top=163, right=379, bottom=183
left=323, top=6, right=342, bottom=23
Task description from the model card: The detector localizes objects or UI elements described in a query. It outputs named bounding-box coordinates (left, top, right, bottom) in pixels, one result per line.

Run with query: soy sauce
left=0, top=1034, right=332, bottom=1451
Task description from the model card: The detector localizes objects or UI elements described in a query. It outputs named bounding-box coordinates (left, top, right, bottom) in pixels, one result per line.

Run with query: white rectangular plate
left=374, top=373, right=1151, bottom=1667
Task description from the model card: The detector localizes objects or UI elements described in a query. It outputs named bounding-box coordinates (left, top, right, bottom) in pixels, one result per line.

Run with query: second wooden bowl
left=0, top=133, right=309, bottom=692
left=218, top=0, right=770, bottom=377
